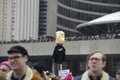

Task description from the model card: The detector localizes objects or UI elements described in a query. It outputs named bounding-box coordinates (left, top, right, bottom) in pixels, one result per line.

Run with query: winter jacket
left=75, top=70, right=115, bottom=80
left=6, top=66, right=43, bottom=80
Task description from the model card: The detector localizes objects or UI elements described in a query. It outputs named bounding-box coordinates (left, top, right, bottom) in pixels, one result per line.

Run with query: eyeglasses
left=0, top=68, right=8, bottom=72
left=8, top=56, right=23, bottom=61
left=89, top=58, right=102, bottom=61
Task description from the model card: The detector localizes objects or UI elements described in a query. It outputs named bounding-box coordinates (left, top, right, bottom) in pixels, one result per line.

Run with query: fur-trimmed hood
left=6, top=66, right=33, bottom=80
left=81, top=70, right=110, bottom=80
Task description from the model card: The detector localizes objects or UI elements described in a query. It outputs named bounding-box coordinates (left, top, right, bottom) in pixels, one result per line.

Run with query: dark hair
left=7, top=45, right=28, bottom=56
left=46, top=72, right=50, bottom=76
left=88, top=51, right=107, bottom=61
left=33, top=62, right=47, bottom=74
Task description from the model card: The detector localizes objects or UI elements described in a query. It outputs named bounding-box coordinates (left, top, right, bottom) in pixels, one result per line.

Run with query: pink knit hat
left=65, top=72, right=72, bottom=80
left=0, top=61, right=11, bottom=70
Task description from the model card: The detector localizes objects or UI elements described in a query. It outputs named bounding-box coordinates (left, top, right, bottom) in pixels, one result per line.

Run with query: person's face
left=88, top=53, right=106, bottom=72
left=0, top=64, right=10, bottom=76
left=116, top=74, right=120, bottom=80
left=55, top=37, right=61, bottom=44
left=8, top=53, right=28, bottom=70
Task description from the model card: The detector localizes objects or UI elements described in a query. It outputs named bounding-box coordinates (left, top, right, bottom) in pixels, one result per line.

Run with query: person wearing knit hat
left=65, top=72, right=72, bottom=80
left=6, top=45, right=43, bottom=80
left=0, top=61, right=11, bottom=77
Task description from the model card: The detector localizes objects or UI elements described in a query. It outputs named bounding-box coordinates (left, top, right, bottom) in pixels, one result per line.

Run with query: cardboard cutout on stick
left=53, top=31, right=66, bottom=64
left=52, top=31, right=66, bottom=80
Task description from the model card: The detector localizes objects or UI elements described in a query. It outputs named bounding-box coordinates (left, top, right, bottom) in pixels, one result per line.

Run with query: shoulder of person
left=109, top=76, right=115, bottom=80
left=74, top=75, right=115, bottom=80
left=32, top=73, right=43, bottom=80
left=74, top=75, right=82, bottom=80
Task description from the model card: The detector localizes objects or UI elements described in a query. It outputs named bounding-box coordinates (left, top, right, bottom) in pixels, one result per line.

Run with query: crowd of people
left=0, top=33, right=120, bottom=44
left=0, top=45, right=120, bottom=80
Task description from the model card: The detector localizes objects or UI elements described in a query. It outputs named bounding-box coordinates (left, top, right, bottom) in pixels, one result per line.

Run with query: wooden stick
left=60, top=64, right=62, bottom=80
left=52, top=59, right=55, bottom=75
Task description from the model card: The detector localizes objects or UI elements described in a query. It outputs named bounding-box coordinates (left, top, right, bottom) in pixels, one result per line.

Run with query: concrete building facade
left=0, top=0, right=12, bottom=42
left=0, top=0, right=39, bottom=42
left=0, top=0, right=120, bottom=42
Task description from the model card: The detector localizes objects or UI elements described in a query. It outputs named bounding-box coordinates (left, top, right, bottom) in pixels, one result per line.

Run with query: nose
left=92, top=59, right=97, bottom=62
left=9, top=58, right=15, bottom=62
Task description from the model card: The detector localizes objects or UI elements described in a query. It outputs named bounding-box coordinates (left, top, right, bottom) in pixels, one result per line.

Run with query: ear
left=102, top=61, right=106, bottom=68
left=24, top=55, right=28, bottom=62
left=87, top=60, right=90, bottom=69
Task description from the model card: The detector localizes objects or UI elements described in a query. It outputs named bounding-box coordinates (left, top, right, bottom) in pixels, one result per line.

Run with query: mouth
left=91, top=64, right=97, bottom=68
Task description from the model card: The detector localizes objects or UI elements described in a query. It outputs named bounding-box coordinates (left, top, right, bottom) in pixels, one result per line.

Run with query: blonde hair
left=88, top=51, right=106, bottom=61
left=56, top=31, right=65, bottom=44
